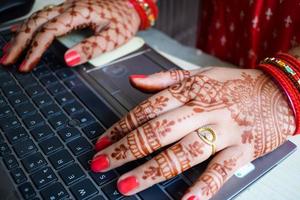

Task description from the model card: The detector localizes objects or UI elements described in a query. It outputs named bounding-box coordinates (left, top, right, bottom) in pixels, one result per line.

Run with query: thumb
left=129, top=68, right=210, bottom=93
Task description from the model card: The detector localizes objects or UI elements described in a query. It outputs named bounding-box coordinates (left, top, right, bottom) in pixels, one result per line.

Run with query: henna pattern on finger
left=111, top=144, right=128, bottom=160
left=168, top=73, right=295, bottom=158
left=143, top=142, right=204, bottom=180
left=108, top=96, right=169, bottom=142
left=127, top=119, right=175, bottom=159
left=199, top=157, right=239, bottom=197
left=170, top=70, right=191, bottom=82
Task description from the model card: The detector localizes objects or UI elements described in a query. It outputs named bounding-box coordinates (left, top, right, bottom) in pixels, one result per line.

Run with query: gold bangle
left=196, top=127, right=217, bottom=155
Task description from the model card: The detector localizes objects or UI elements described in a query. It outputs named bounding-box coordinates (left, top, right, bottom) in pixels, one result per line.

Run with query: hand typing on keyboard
left=90, top=68, right=296, bottom=200
left=0, top=0, right=140, bottom=72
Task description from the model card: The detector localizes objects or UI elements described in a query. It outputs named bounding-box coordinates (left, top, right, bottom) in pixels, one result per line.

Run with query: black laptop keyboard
left=0, top=31, right=206, bottom=200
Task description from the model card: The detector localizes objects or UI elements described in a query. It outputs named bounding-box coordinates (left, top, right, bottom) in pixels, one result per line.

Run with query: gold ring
left=196, top=127, right=217, bottom=155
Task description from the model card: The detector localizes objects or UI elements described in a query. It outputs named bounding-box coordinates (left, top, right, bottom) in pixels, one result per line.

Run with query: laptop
left=0, top=27, right=297, bottom=200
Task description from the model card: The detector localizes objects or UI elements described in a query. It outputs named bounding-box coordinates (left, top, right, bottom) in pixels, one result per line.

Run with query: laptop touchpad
left=88, top=52, right=170, bottom=110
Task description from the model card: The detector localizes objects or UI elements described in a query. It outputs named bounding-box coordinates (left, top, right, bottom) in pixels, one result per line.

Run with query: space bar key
left=71, top=85, right=119, bottom=128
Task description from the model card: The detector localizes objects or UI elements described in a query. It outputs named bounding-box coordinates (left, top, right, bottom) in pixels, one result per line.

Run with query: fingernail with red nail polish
left=0, top=53, right=8, bottom=64
left=2, top=42, right=11, bottom=52
left=91, top=154, right=110, bottom=172
left=117, top=176, right=139, bottom=194
left=187, top=195, right=199, bottom=200
left=95, top=136, right=112, bottom=151
left=129, top=74, right=147, bottom=79
left=65, top=50, right=80, bottom=67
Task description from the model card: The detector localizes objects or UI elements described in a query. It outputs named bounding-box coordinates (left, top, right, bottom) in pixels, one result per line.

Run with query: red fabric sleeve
left=197, top=0, right=300, bottom=69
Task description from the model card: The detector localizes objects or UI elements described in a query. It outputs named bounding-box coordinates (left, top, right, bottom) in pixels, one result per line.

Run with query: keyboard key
left=83, top=123, right=105, bottom=139
left=0, top=75, right=14, bottom=87
left=40, top=74, right=59, bottom=86
left=139, top=185, right=170, bottom=200
left=31, top=167, right=57, bottom=189
left=68, top=137, right=92, bottom=156
left=14, top=72, right=33, bottom=80
left=41, top=183, right=69, bottom=200
left=49, top=149, right=74, bottom=169
left=15, top=102, right=36, bottom=117
left=49, top=113, right=68, bottom=129
left=90, top=170, right=117, bottom=186
left=33, top=66, right=51, bottom=78
left=11, top=168, right=27, bottom=184
left=30, top=124, right=54, bottom=142
left=56, top=68, right=75, bottom=79
left=0, top=105, right=12, bottom=118
left=63, top=100, right=84, bottom=115
left=41, top=103, right=61, bottom=118
left=25, top=85, right=44, bottom=97
left=72, top=111, right=95, bottom=127
left=3, top=154, right=18, bottom=170
left=0, top=142, right=11, bottom=156
left=64, top=76, right=83, bottom=88
left=13, top=139, right=37, bottom=158
left=78, top=151, right=94, bottom=170
left=18, top=182, right=36, bottom=199
left=71, top=85, right=119, bottom=127
left=8, top=93, right=29, bottom=106
left=58, top=127, right=81, bottom=142
left=70, top=179, right=98, bottom=200
left=115, top=161, right=139, bottom=175
left=122, top=196, right=139, bottom=200
left=102, top=180, right=123, bottom=200
left=59, top=164, right=86, bottom=185
left=22, top=152, right=47, bottom=173
left=165, top=179, right=189, bottom=200
left=32, top=94, right=53, bottom=107
left=55, top=91, right=75, bottom=105
left=39, top=136, right=63, bottom=155
left=0, top=116, right=21, bottom=130
left=23, top=113, right=44, bottom=129
left=48, top=82, right=66, bottom=96
left=5, top=127, right=28, bottom=144
left=2, top=83, right=21, bottom=96
left=18, top=76, right=37, bottom=88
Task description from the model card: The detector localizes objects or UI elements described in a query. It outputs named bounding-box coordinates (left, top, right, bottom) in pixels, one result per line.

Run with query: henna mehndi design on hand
left=168, top=73, right=295, bottom=158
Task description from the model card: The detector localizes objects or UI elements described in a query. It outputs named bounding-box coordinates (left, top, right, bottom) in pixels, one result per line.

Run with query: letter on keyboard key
left=72, top=111, right=95, bottom=127
left=49, top=149, right=74, bottom=169
left=41, top=104, right=61, bottom=118
left=70, top=179, right=98, bottom=200
left=23, top=113, right=44, bottom=129
left=0, top=116, right=21, bottom=130
left=102, top=180, right=123, bottom=200
left=13, top=139, right=37, bottom=158
left=82, top=123, right=105, bottom=139
left=41, top=183, right=69, bottom=200
left=39, top=137, right=63, bottom=155
left=11, top=168, right=27, bottom=184
left=30, top=125, right=54, bottom=142
left=90, top=170, right=117, bottom=186
left=0, top=105, right=12, bottom=118
left=78, top=151, right=94, bottom=170
left=48, top=82, right=66, bottom=96
left=58, top=127, right=81, bottom=142
left=3, top=154, right=18, bottom=170
left=32, top=94, right=53, bottom=107
left=63, top=100, right=84, bottom=115
left=30, top=167, right=57, bottom=189
left=15, top=103, right=36, bottom=117
left=18, top=182, right=36, bottom=200
left=25, top=85, right=44, bottom=97
left=21, top=152, right=47, bottom=173
left=5, top=127, right=28, bottom=144
left=67, top=137, right=92, bottom=156
left=0, top=142, right=11, bottom=156
left=48, top=113, right=68, bottom=129
left=59, top=164, right=86, bottom=185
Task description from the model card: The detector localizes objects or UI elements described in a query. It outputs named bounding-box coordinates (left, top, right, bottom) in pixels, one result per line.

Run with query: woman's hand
left=1, top=0, right=140, bottom=72
left=91, top=67, right=295, bottom=200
